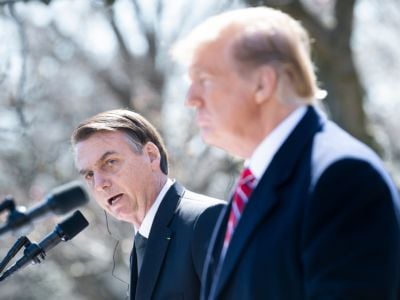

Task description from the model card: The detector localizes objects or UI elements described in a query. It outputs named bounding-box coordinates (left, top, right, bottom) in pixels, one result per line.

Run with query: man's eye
left=85, top=171, right=94, bottom=180
left=191, top=73, right=211, bottom=86
left=107, top=159, right=116, bottom=165
left=199, top=76, right=209, bottom=84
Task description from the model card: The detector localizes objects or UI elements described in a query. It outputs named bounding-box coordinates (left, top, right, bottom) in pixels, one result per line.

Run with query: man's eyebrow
left=79, top=169, right=89, bottom=176
left=99, top=151, right=117, bottom=162
left=78, top=151, right=117, bottom=176
left=190, top=68, right=210, bottom=77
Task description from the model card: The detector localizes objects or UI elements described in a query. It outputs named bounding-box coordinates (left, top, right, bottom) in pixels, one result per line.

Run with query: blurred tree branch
left=0, top=0, right=51, bottom=5
left=7, top=4, right=29, bottom=128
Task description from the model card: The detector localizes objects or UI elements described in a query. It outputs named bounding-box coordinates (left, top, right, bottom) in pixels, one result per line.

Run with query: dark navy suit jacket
left=130, top=182, right=225, bottom=300
left=202, top=106, right=400, bottom=300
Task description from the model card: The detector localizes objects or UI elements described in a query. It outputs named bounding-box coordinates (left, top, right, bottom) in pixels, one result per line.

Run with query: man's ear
left=254, top=65, right=277, bottom=104
left=144, top=142, right=161, bottom=166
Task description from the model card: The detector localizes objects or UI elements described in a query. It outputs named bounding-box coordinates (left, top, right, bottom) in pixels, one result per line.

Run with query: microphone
left=0, top=181, right=89, bottom=236
left=0, top=210, right=89, bottom=282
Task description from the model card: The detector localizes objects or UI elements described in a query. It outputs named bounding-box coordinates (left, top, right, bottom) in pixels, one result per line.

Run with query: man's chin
left=202, top=128, right=225, bottom=144
left=201, top=133, right=245, bottom=158
left=200, top=129, right=215, bottom=144
left=107, top=209, right=131, bottom=223
left=115, top=214, right=134, bottom=225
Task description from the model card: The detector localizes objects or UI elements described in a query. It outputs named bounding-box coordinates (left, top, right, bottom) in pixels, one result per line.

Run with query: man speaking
left=71, top=109, right=224, bottom=299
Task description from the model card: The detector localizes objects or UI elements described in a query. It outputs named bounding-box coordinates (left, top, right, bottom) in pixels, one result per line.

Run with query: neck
left=132, top=174, right=168, bottom=229
left=239, top=100, right=302, bottom=158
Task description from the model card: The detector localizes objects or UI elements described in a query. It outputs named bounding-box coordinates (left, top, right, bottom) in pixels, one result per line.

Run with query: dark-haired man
left=71, top=109, right=224, bottom=300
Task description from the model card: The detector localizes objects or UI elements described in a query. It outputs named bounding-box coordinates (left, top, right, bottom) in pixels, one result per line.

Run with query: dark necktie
left=221, top=167, right=256, bottom=258
left=134, top=232, right=148, bottom=275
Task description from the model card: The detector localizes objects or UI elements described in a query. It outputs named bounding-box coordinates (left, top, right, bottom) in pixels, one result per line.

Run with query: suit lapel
left=134, top=182, right=184, bottom=300
left=212, top=106, right=323, bottom=297
left=201, top=203, right=229, bottom=300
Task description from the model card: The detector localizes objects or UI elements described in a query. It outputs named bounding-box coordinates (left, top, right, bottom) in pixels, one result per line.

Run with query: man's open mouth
left=108, top=193, right=123, bottom=206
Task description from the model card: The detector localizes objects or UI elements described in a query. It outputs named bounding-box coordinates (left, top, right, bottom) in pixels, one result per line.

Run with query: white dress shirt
left=135, top=178, right=174, bottom=238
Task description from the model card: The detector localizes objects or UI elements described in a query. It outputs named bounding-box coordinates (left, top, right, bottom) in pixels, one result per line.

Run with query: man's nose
left=186, top=84, right=203, bottom=108
left=93, top=172, right=111, bottom=191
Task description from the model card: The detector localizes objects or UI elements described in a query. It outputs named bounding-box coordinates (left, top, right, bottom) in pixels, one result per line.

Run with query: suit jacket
left=202, top=106, right=400, bottom=300
left=130, top=181, right=225, bottom=300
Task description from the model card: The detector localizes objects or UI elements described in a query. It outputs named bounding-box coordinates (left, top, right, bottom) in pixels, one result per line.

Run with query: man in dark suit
left=172, top=6, right=400, bottom=299
left=71, top=109, right=225, bottom=300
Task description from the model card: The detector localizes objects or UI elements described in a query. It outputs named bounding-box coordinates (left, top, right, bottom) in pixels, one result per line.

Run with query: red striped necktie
left=221, top=167, right=256, bottom=257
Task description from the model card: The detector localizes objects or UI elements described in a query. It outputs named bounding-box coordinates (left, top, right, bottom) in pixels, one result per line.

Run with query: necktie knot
left=135, top=232, right=147, bottom=249
left=238, top=167, right=256, bottom=194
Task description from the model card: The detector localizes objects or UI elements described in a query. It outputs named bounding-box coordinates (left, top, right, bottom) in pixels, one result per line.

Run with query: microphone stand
left=0, top=210, right=89, bottom=282
left=0, top=236, right=46, bottom=282
left=0, top=197, right=45, bottom=282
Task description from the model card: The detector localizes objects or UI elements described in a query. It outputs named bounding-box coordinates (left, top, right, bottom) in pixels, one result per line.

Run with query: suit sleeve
left=191, top=203, right=225, bottom=279
left=302, top=158, right=400, bottom=299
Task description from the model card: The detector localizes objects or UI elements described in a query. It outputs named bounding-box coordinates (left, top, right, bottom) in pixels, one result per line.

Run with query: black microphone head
left=46, top=181, right=89, bottom=215
left=56, top=210, right=89, bottom=241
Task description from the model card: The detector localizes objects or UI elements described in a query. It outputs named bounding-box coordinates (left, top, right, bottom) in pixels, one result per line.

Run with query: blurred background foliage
left=0, top=0, right=399, bottom=299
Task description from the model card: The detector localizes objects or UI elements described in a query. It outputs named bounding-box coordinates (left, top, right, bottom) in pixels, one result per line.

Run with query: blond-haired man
left=173, top=7, right=400, bottom=300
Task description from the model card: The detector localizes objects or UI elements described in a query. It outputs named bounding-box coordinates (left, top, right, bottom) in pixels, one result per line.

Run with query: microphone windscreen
left=46, top=182, right=89, bottom=214
left=57, top=210, right=89, bottom=240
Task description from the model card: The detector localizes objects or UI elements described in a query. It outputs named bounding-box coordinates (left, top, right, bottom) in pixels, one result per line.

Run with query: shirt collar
left=136, top=178, right=174, bottom=238
left=247, top=106, right=307, bottom=180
